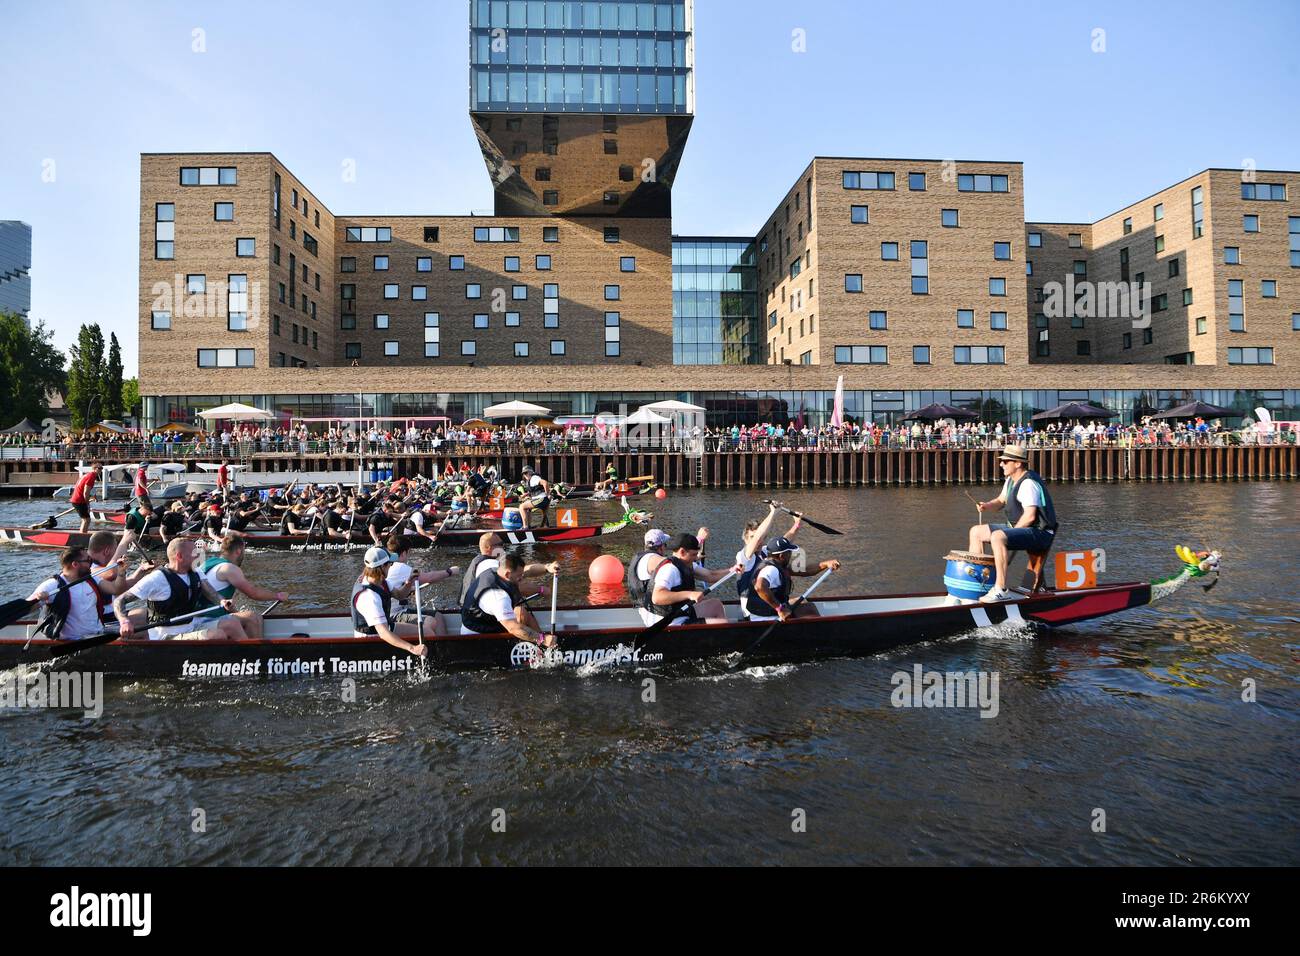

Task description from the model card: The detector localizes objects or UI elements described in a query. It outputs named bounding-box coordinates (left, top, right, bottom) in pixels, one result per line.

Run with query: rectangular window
left=1241, top=183, right=1287, bottom=201
left=1152, top=293, right=1168, bottom=312
left=154, top=203, right=174, bottom=259
left=1262, top=280, right=1277, bottom=298
left=383, top=284, right=399, bottom=299
left=151, top=310, right=171, bottom=330
left=303, top=232, right=317, bottom=256
left=423, top=226, right=439, bottom=243
left=1183, top=288, right=1194, bottom=306
left=511, top=285, right=527, bottom=300
left=989, top=277, right=1006, bottom=296
left=550, top=340, right=566, bottom=355
left=604, top=227, right=620, bottom=243
left=373, top=314, right=389, bottom=330
left=214, top=202, right=234, bottom=222
left=513, top=342, right=529, bottom=357
left=1068, top=233, right=1082, bottom=248
left=345, top=343, right=361, bottom=360
left=842, top=171, right=896, bottom=191
left=416, top=257, right=432, bottom=272
left=908, top=172, right=926, bottom=191
left=912, top=345, right=930, bottom=364
left=423, top=313, right=439, bottom=357
left=605, top=311, right=620, bottom=357
left=1077, top=340, right=1091, bottom=356
left=1028, top=232, right=1042, bottom=247
left=869, top=311, right=887, bottom=330
left=1244, top=215, right=1259, bottom=233
left=472, top=226, right=521, bottom=243
left=910, top=241, right=928, bottom=294
left=621, top=256, right=636, bottom=272
left=993, top=242, right=1011, bottom=260
left=384, top=341, right=399, bottom=357
left=956, top=173, right=1010, bottom=193
left=374, top=255, right=389, bottom=271
left=504, top=256, right=520, bottom=272
left=881, top=242, right=898, bottom=261
left=1153, top=203, right=1164, bottom=221
left=543, top=226, right=559, bottom=243
left=1191, top=185, right=1204, bottom=239
left=1290, top=217, right=1300, bottom=268
left=227, top=274, right=248, bottom=330
left=990, top=311, right=1007, bottom=330
left=1224, top=246, right=1240, bottom=265
left=461, top=340, right=476, bottom=356
left=1228, top=347, right=1274, bottom=364
left=604, top=285, right=620, bottom=300
left=180, top=166, right=237, bottom=186
left=941, top=209, right=959, bottom=228
left=473, top=314, right=489, bottom=329
left=953, top=345, right=1005, bottom=364
left=340, top=315, right=356, bottom=330
left=535, top=255, right=551, bottom=270
left=185, top=274, right=205, bottom=295
left=957, top=309, right=974, bottom=329
left=1168, top=258, right=1180, bottom=278
left=1074, top=260, right=1087, bottom=277
left=236, top=238, right=255, bottom=257
left=1122, top=217, right=1132, bottom=235
left=344, top=227, right=393, bottom=242
left=1155, top=234, right=1165, bottom=253
left=340, top=257, right=356, bottom=272
left=833, top=345, right=888, bottom=364
left=1196, top=317, right=1207, bottom=335
left=1123, top=332, right=1132, bottom=349
left=543, top=190, right=559, bottom=206
left=466, top=284, right=481, bottom=299
left=844, top=274, right=863, bottom=293
left=504, top=312, right=520, bottom=327
left=449, top=255, right=465, bottom=270
left=851, top=205, right=869, bottom=224
left=196, top=347, right=254, bottom=368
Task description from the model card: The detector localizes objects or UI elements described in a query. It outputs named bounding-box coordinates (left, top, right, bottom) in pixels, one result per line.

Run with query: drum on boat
left=943, top=550, right=995, bottom=601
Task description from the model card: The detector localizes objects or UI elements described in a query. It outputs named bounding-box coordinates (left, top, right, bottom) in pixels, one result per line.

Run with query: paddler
left=113, top=538, right=245, bottom=640
left=88, top=530, right=154, bottom=630
left=197, top=533, right=289, bottom=639
left=158, top=500, right=188, bottom=543
left=131, top=461, right=153, bottom=511
left=628, top=526, right=709, bottom=617
left=121, top=501, right=157, bottom=550
left=384, top=535, right=460, bottom=636
left=407, top=500, right=446, bottom=543
left=350, top=546, right=429, bottom=657
left=745, top=536, right=841, bottom=621
left=735, top=502, right=801, bottom=618
left=458, top=532, right=558, bottom=605
left=644, top=532, right=738, bottom=628
left=459, top=552, right=555, bottom=648
left=27, top=547, right=123, bottom=640
left=968, top=444, right=1059, bottom=603
left=69, top=461, right=101, bottom=534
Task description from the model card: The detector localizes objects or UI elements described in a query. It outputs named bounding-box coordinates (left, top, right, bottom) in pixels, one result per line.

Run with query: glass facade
left=0, top=220, right=33, bottom=324
left=144, top=389, right=1300, bottom=431
left=470, top=1, right=692, bottom=113
left=672, top=237, right=760, bottom=365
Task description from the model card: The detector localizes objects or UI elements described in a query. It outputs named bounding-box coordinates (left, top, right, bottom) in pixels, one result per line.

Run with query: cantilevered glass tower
left=469, top=0, right=694, bottom=217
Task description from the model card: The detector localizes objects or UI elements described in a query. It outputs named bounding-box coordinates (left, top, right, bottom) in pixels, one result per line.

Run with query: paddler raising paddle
left=745, top=536, right=841, bottom=622
left=735, top=502, right=801, bottom=618
left=968, top=444, right=1059, bottom=603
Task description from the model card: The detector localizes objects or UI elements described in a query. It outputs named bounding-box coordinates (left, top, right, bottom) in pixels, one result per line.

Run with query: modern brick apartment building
left=135, top=0, right=1297, bottom=428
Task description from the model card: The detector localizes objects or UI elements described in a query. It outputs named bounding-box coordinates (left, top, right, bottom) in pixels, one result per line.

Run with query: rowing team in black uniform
left=350, top=502, right=844, bottom=658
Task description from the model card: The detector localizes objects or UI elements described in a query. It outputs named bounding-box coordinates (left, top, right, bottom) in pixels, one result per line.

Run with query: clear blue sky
left=2, top=0, right=1296, bottom=375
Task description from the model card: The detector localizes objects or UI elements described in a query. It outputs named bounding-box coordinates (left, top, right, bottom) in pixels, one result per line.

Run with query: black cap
left=670, top=532, right=700, bottom=552
left=766, top=536, right=797, bottom=556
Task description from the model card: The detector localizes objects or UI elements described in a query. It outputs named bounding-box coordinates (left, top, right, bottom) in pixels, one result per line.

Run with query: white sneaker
left=979, top=586, right=1013, bottom=604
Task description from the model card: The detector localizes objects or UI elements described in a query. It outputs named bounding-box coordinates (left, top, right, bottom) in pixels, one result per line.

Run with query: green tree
left=0, top=311, right=65, bottom=427
left=122, top=377, right=141, bottom=422
left=101, top=332, right=124, bottom=421
left=66, top=323, right=105, bottom=428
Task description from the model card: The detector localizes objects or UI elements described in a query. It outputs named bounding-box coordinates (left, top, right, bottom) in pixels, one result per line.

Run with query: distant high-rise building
left=0, top=221, right=32, bottom=325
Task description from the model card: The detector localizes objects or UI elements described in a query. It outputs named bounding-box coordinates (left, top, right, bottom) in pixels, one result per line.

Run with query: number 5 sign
left=1053, top=548, right=1107, bottom=589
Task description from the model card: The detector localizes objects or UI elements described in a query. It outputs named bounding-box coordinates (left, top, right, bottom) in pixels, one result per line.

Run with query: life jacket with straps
left=460, top=569, right=524, bottom=635
left=459, top=553, right=498, bottom=604
left=147, top=568, right=204, bottom=625
left=36, top=573, right=105, bottom=639
left=626, top=550, right=666, bottom=607
left=351, top=580, right=393, bottom=636
left=647, top=556, right=698, bottom=619
left=735, top=547, right=768, bottom=609
left=1006, top=469, right=1059, bottom=534
left=743, top=557, right=791, bottom=619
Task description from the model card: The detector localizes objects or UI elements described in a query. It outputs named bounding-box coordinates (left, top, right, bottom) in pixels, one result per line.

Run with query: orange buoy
left=588, top=553, right=624, bottom=584
left=654, top=488, right=667, bottom=500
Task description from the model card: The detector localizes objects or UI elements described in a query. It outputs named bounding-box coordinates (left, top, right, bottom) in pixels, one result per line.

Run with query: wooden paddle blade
left=0, top=597, right=38, bottom=629
left=46, top=630, right=119, bottom=659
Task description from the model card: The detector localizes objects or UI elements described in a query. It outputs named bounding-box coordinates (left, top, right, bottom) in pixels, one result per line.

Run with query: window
left=1228, top=347, right=1274, bottom=365
left=344, top=227, right=392, bottom=242
left=941, top=209, right=959, bottom=228
left=1294, top=313, right=1300, bottom=331
left=466, top=284, right=481, bottom=299
left=851, top=205, right=869, bottom=224
left=1222, top=246, right=1240, bottom=266
left=1155, top=235, right=1165, bottom=253
left=154, top=203, right=174, bottom=259
left=511, top=285, right=527, bottom=300
left=449, top=255, right=465, bottom=270
left=1077, top=340, right=1091, bottom=356
left=1230, top=282, right=1245, bottom=328
left=1143, top=328, right=1153, bottom=345
left=953, top=346, right=1005, bottom=364
left=535, top=255, right=551, bottom=270
left=410, top=256, right=430, bottom=273
left=473, top=226, right=520, bottom=243
left=1244, top=215, right=1259, bottom=233
left=604, top=285, right=620, bottom=300
left=423, top=226, right=439, bottom=243
left=340, top=315, right=356, bottom=330
left=833, top=345, right=888, bottom=364
left=196, top=348, right=254, bottom=367
left=340, top=257, right=356, bottom=272
left=605, top=312, right=621, bottom=357
left=990, top=312, right=1007, bottom=330
left=550, top=340, right=566, bottom=355
left=543, top=226, right=559, bottom=243
left=1290, top=217, right=1300, bottom=268
left=543, top=190, right=559, bottom=206
left=910, top=242, right=928, bottom=294
left=384, top=341, right=399, bottom=357
left=844, top=274, right=863, bottom=293
left=1183, top=288, right=1194, bottom=306
left=908, top=172, right=926, bottom=191
left=989, top=278, right=1006, bottom=296
left=1068, top=233, right=1082, bottom=248
left=272, top=244, right=281, bottom=266
left=1153, top=203, right=1164, bottom=221
left=272, top=315, right=280, bottom=336
left=1122, top=217, right=1132, bottom=235
left=461, top=341, right=476, bottom=356
left=957, top=309, right=974, bottom=329
left=213, top=202, right=234, bottom=222
left=994, top=242, right=1011, bottom=260
left=424, top=313, right=439, bottom=357
left=185, top=274, right=205, bottom=295
left=912, top=345, right=930, bottom=364
left=1123, top=332, right=1132, bottom=349
left=151, top=310, right=171, bottom=330
left=227, top=274, right=248, bottom=330
left=383, top=284, right=399, bottom=299
left=500, top=256, right=518, bottom=273
left=180, top=166, right=237, bottom=186
left=373, top=314, right=389, bottom=330
left=1241, top=183, right=1287, bottom=201
left=1196, top=317, right=1207, bottom=335
left=535, top=167, right=553, bottom=182
left=303, top=232, right=317, bottom=256
left=1168, top=258, right=1180, bottom=278
left=236, top=238, right=255, bottom=257
left=513, top=342, right=529, bottom=357
left=1026, top=261, right=1033, bottom=276
left=604, top=139, right=618, bottom=155
left=345, top=343, right=361, bottom=360
left=881, top=242, right=898, bottom=261
left=1073, top=260, right=1087, bottom=278
left=603, top=191, right=621, bottom=205
left=1036, top=331, right=1049, bottom=357
left=604, top=227, right=620, bottom=243
left=1191, top=186, right=1204, bottom=239
left=620, top=256, right=636, bottom=272
left=869, top=311, right=888, bottom=330
left=473, top=314, right=489, bottom=330
left=1152, top=293, right=1168, bottom=312
left=374, top=256, right=389, bottom=271
left=1028, top=232, right=1042, bottom=247
left=1034, top=313, right=1047, bottom=328
left=1262, top=280, right=1277, bottom=298
left=841, top=171, right=896, bottom=191
left=956, top=174, right=1010, bottom=193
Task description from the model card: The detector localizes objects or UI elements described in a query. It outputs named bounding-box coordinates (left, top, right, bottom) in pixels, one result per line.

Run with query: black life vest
left=1006, top=469, right=1059, bottom=533
left=36, top=573, right=105, bottom=639
left=459, top=553, right=497, bottom=604
left=736, top=547, right=768, bottom=606
left=626, top=550, right=666, bottom=607
left=147, top=568, right=204, bottom=625
left=744, top=558, right=791, bottom=619
left=351, top=581, right=393, bottom=635
left=461, top=570, right=524, bottom=635
left=648, top=556, right=697, bottom=618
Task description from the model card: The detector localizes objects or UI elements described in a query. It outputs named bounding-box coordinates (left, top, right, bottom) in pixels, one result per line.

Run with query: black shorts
left=72, top=501, right=89, bottom=520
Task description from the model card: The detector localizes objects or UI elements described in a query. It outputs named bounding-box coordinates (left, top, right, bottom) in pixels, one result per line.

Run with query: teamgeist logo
left=510, top=642, right=540, bottom=667
left=508, top=641, right=664, bottom=668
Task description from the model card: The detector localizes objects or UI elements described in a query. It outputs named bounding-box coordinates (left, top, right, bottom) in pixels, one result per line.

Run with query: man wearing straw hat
left=968, top=444, right=1058, bottom=603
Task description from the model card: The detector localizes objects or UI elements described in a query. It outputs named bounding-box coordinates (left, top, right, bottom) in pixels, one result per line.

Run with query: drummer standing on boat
left=969, top=444, right=1059, bottom=603
left=132, top=462, right=153, bottom=511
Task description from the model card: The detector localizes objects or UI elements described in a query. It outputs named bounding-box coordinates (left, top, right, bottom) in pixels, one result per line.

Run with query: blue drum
left=501, top=509, right=524, bottom=531
left=943, top=550, right=995, bottom=601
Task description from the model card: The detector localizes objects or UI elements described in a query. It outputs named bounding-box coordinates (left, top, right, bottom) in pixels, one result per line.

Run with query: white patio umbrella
left=482, top=400, right=553, bottom=419
left=643, top=399, right=706, bottom=413
left=625, top=407, right=673, bottom=425
left=197, top=402, right=275, bottom=422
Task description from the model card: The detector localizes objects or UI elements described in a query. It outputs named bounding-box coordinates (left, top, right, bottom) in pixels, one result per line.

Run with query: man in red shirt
left=132, top=461, right=153, bottom=510
left=216, top=459, right=230, bottom=494
left=69, top=461, right=101, bottom=533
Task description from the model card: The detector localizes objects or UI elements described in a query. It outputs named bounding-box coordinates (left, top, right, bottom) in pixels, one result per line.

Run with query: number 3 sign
left=1053, top=548, right=1107, bottom=589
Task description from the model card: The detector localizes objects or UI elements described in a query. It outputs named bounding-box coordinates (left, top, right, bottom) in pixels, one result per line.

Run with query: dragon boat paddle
left=731, top=566, right=836, bottom=669
left=631, top=567, right=739, bottom=653
left=28, top=506, right=77, bottom=530
left=43, top=606, right=218, bottom=660
left=761, top=500, right=843, bottom=536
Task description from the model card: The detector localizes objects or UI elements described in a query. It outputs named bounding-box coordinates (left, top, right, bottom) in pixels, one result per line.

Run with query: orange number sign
left=489, top=495, right=505, bottom=510
left=615, top=482, right=629, bottom=494
left=1053, top=549, right=1105, bottom=589
left=557, top=508, right=578, bottom=528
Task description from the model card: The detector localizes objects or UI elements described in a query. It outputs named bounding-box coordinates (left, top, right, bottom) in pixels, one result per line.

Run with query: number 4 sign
left=1053, top=548, right=1107, bottom=589
left=556, top=508, right=578, bottom=528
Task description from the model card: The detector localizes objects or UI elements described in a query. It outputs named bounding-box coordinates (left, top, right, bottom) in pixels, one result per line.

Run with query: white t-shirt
left=635, top=552, right=665, bottom=584
left=31, top=576, right=101, bottom=640
left=386, top=561, right=415, bottom=608
left=735, top=548, right=765, bottom=614
left=1001, top=475, right=1047, bottom=512
left=459, top=586, right=515, bottom=635
left=747, top=565, right=786, bottom=621
left=647, top=559, right=707, bottom=624
left=354, top=586, right=390, bottom=633
left=129, top=568, right=213, bottom=639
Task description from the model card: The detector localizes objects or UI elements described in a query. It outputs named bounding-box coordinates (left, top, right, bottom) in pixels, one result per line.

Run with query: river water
left=0, top=484, right=1296, bottom=865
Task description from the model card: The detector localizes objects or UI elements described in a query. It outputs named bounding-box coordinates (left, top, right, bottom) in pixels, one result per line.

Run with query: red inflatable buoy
left=654, top=488, right=667, bottom=500
left=588, top=553, right=624, bottom=585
